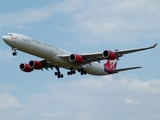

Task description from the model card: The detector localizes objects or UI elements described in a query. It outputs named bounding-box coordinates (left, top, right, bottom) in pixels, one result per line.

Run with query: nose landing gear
left=12, top=47, right=17, bottom=56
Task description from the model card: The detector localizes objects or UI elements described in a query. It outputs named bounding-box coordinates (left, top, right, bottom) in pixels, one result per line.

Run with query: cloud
left=0, top=76, right=160, bottom=120
left=67, top=0, right=160, bottom=44
left=0, top=50, right=14, bottom=62
left=0, top=4, right=54, bottom=29
left=32, top=76, right=160, bottom=109
left=0, top=93, right=22, bottom=110
left=128, top=79, right=160, bottom=94
left=125, top=99, right=142, bottom=105
left=0, top=5, right=53, bottom=30
left=22, top=76, right=160, bottom=119
left=1, top=0, right=160, bottom=44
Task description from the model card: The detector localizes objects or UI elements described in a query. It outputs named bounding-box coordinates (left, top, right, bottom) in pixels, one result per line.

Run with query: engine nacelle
left=29, top=60, right=43, bottom=70
left=69, top=54, right=84, bottom=64
left=102, top=50, right=117, bottom=60
left=19, top=63, right=33, bottom=72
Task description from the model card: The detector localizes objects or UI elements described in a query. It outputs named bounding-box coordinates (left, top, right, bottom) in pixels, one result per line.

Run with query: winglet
left=151, top=43, right=158, bottom=48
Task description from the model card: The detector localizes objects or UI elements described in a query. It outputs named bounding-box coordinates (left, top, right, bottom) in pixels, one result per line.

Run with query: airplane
left=2, top=33, right=157, bottom=78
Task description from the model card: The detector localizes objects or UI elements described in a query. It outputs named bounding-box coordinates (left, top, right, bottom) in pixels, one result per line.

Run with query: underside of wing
left=57, top=50, right=118, bottom=65
left=81, top=52, right=105, bottom=63
left=29, top=59, right=55, bottom=70
left=40, top=60, right=55, bottom=70
left=57, top=52, right=103, bottom=60
left=58, top=52, right=105, bottom=65
left=19, top=59, right=56, bottom=72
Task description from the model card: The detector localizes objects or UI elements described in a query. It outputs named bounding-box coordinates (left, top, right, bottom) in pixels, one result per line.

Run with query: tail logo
left=110, top=59, right=117, bottom=69
left=104, top=59, right=117, bottom=74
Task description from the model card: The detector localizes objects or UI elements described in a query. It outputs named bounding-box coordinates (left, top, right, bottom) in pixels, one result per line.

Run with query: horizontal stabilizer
left=113, top=66, right=142, bottom=73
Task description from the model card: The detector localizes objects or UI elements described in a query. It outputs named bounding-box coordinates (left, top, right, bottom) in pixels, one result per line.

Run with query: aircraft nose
left=2, top=35, right=7, bottom=41
left=2, top=35, right=11, bottom=43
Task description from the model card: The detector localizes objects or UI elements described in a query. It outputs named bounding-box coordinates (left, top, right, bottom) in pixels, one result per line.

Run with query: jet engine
left=69, top=54, right=84, bottom=64
left=29, top=60, right=43, bottom=69
left=102, top=50, right=117, bottom=60
left=19, top=63, right=33, bottom=72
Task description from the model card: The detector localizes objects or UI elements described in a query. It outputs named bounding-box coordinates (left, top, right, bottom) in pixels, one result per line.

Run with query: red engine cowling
left=102, top=50, right=117, bottom=60
left=29, top=60, right=43, bottom=70
left=69, top=54, right=84, bottom=64
left=19, top=63, right=33, bottom=72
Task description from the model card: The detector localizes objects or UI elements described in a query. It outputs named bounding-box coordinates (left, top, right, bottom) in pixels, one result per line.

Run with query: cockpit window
left=6, top=34, right=13, bottom=36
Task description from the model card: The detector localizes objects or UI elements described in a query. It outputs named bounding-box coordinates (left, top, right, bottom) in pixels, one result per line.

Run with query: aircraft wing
left=113, top=66, right=142, bottom=73
left=116, top=43, right=158, bottom=57
left=39, top=59, right=55, bottom=70
left=58, top=43, right=157, bottom=64
left=58, top=52, right=104, bottom=64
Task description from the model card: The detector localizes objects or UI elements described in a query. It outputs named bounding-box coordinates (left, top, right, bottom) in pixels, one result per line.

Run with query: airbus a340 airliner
left=2, top=33, right=157, bottom=78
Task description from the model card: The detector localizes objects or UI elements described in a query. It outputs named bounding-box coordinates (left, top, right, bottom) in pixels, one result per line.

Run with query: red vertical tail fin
left=104, top=59, right=118, bottom=74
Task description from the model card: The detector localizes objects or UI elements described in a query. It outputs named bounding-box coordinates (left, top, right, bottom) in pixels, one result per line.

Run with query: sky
left=0, top=0, right=160, bottom=120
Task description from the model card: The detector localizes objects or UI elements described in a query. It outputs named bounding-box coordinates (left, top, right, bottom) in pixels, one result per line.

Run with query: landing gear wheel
left=67, top=68, right=76, bottom=76
left=81, top=72, right=83, bottom=75
left=67, top=71, right=71, bottom=75
left=12, top=52, right=17, bottom=56
left=58, top=74, right=61, bottom=78
left=55, top=72, right=58, bottom=76
left=57, top=74, right=63, bottom=78
left=73, top=70, right=76, bottom=74
left=78, top=68, right=81, bottom=72
left=79, top=68, right=87, bottom=75
left=60, top=74, right=64, bottom=78
left=55, top=67, right=64, bottom=78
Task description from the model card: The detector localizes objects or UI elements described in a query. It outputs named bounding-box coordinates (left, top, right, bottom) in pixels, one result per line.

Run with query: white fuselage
left=2, top=33, right=109, bottom=75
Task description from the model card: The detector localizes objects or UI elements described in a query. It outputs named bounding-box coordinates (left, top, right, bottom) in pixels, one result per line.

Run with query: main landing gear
left=67, top=68, right=76, bottom=75
left=54, top=66, right=63, bottom=78
left=54, top=67, right=87, bottom=78
left=12, top=47, right=17, bottom=56
left=67, top=68, right=86, bottom=76
left=78, top=68, right=87, bottom=75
